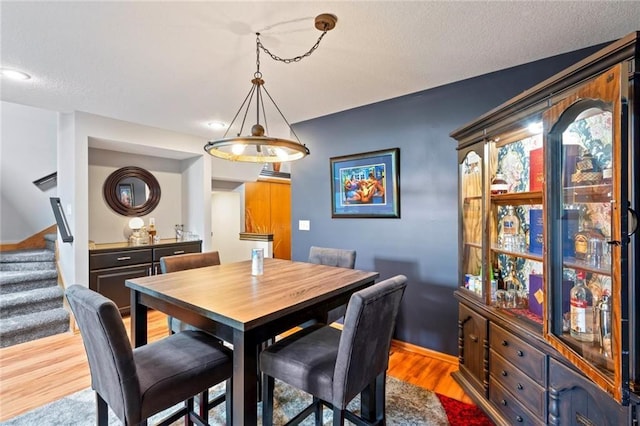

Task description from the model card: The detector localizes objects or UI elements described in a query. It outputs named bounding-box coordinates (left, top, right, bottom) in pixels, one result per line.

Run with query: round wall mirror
left=103, top=166, right=161, bottom=216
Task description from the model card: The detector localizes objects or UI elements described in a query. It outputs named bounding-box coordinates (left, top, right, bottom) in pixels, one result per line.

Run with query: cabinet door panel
left=89, top=264, right=150, bottom=313
left=544, top=63, right=626, bottom=402
left=548, top=358, right=631, bottom=426
left=458, top=304, right=488, bottom=394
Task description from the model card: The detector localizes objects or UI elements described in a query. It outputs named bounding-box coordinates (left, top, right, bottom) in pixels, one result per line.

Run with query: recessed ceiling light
left=0, top=68, right=31, bottom=81
left=207, top=121, right=227, bottom=130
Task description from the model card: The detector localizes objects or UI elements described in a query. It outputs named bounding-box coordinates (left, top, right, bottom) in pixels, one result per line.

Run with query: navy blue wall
left=290, top=44, right=605, bottom=355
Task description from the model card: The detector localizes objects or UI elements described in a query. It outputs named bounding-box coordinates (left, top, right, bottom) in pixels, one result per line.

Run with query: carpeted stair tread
left=0, top=286, right=64, bottom=318
left=0, top=249, right=55, bottom=263
left=0, top=246, right=66, bottom=347
left=0, top=308, right=70, bottom=348
left=0, top=270, right=58, bottom=294
left=0, top=269, right=58, bottom=284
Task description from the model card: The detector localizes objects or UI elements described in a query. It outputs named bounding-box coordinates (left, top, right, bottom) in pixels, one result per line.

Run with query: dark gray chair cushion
left=65, top=284, right=232, bottom=425
left=260, top=274, right=407, bottom=419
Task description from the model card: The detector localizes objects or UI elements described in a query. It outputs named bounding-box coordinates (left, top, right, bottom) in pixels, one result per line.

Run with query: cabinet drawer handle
left=469, top=333, right=478, bottom=343
left=517, top=383, right=523, bottom=390
left=173, top=250, right=185, bottom=255
left=501, top=340, right=508, bottom=346
left=501, top=399, right=507, bottom=406
left=516, top=415, right=523, bottom=423
left=516, top=350, right=524, bottom=357
left=117, top=256, right=131, bottom=261
left=501, top=370, right=508, bottom=377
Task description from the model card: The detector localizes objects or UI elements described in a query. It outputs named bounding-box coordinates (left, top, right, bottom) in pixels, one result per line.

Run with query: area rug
left=1, top=376, right=493, bottom=425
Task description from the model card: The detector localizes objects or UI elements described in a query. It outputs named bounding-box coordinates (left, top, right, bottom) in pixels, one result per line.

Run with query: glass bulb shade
left=231, top=143, right=246, bottom=155
left=128, top=217, right=144, bottom=230
left=205, top=136, right=309, bottom=162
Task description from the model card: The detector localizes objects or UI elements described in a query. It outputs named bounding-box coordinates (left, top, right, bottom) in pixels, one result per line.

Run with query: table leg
left=130, top=290, right=148, bottom=347
left=232, top=329, right=258, bottom=425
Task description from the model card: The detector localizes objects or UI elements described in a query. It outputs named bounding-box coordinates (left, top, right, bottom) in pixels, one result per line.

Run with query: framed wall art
left=330, top=148, right=400, bottom=218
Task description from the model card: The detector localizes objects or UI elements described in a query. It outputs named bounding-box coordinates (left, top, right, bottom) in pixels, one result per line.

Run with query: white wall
left=0, top=101, right=57, bottom=243
left=211, top=190, right=272, bottom=262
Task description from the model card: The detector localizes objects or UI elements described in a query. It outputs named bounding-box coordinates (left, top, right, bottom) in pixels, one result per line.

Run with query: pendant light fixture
left=204, top=14, right=337, bottom=163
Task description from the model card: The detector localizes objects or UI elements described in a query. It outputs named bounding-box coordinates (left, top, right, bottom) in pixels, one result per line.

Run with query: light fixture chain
left=257, top=31, right=328, bottom=64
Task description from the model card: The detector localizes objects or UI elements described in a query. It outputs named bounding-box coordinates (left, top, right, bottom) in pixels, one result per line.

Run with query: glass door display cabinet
left=452, top=32, right=639, bottom=426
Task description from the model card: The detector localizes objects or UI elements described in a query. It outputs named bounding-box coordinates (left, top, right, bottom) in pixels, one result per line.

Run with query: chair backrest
left=332, top=275, right=407, bottom=408
left=65, top=285, right=141, bottom=422
left=308, top=246, right=356, bottom=269
left=160, top=251, right=221, bottom=274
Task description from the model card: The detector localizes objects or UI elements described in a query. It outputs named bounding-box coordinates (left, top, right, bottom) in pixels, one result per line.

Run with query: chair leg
left=185, top=397, right=194, bottom=426
left=262, top=374, right=275, bottom=426
left=375, top=373, right=386, bottom=423
left=96, top=393, right=108, bottom=426
left=313, top=397, right=322, bottom=425
left=198, top=389, right=209, bottom=422
left=332, top=407, right=345, bottom=426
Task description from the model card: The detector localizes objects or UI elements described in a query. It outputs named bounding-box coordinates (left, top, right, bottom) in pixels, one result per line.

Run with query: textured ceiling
left=2, top=1, right=639, bottom=144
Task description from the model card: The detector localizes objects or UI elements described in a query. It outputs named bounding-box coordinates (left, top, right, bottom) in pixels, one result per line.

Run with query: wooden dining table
left=125, top=257, right=379, bottom=425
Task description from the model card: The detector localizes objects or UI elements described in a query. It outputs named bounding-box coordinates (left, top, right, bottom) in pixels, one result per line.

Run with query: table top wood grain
left=126, top=258, right=379, bottom=331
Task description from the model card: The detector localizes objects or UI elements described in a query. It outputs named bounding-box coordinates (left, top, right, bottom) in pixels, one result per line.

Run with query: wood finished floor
left=0, top=310, right=472, bottom=422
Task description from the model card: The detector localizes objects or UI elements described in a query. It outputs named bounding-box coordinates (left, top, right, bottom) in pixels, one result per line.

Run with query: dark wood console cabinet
left=89, top=239, right=201, bottom=314
left=451, top=32, right=639, bottom=425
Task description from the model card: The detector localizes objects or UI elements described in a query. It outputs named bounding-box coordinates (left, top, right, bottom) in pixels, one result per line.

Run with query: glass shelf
left=563, top=184, right=612, bottom=203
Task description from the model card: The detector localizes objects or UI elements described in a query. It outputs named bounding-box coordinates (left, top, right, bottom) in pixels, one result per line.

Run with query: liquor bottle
left=496, top=267, right=505, bottom=290
left=491, top=172, right=508, bottom=195
left=501, top=206, right=520, bottom=250
left=148, top=218, right=157, bottom=244
left=570, top=270, right=595, bottom=342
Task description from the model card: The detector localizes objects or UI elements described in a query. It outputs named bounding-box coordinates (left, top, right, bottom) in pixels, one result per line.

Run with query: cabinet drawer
left=490, top=350, right=546, bottom=418
left=153, top=242, right=201, bottom=261
left=490, top=322, right=545, bottom=386
left=490, top=379, right=544, bottom=425
left=90, top=249, right=152, bottom=270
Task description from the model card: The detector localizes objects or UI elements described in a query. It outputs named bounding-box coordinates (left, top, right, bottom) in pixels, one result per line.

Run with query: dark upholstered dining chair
left=308, top=246, right=356, bottom=269
left=260, top=275, right=407, bottom=426
left=65, top=285, right=232, bottom=426
left=308, top=246, right=357, bottom=324
left=160, top=251, right=221, bottom=334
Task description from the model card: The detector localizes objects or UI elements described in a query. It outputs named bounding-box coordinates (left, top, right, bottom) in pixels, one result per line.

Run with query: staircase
left=0, top=235, right=70, bottom=348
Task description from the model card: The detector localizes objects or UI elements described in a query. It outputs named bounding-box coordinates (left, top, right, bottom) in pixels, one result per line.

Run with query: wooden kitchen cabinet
left=89, top=239, right=201, bottom=314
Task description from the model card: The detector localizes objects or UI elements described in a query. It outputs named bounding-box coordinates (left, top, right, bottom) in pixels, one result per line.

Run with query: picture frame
left=330, top=148, right=400, bottom=218
left=118, top=183, right=134, bottom=208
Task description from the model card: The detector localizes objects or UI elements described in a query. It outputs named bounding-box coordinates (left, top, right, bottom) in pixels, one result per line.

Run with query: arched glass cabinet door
left=458, top=145, right=485, bottom=300
left=543, top=64, right=629, bottom=403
